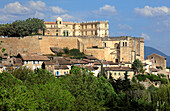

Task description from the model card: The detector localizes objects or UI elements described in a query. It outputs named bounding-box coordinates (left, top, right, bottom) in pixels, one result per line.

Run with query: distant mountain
left=144, top=46, right=170, bottom=67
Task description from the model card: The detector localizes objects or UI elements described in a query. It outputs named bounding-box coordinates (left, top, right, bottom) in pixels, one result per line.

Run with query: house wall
left=54, top=69, right=70, bottom=76
left=106, top=70, right=134, bottom=80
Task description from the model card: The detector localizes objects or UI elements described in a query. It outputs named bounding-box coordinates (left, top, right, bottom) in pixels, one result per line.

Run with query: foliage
left=132, top=59, right=144, bottom=74
left=62, top=48, right=86, bottom=59
left=63, top=47, right=69, bottom=54
left=0, top=18, right=45, bottom=37
left=0, top=66, right=170, bottom=110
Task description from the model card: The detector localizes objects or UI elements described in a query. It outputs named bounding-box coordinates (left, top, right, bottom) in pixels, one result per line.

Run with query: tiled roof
left=18, top=53, right=50, bottom=61
left=44, top=61, right=56, bottom=65
left=83, top=59, right=94, bottom=63
left=54, top=65, right=69, bottom=69
left=44, top=22, right=56, bottom=24
left=84, top=66, right=99, bottom=70
left=102, top=61, right=118, bottom=65
left=147, top=53, right=166, bottom=59
left=94, top=61, right=101, bottom=65
left=70, top=59, right=88, bottom=64
left=85, top=55, right=97, bottom=60
left=104, top=67, right=133, bottom=71
left=54, top=57, right=72, bottom=65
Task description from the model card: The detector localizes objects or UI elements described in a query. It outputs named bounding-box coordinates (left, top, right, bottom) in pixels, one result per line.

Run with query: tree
left=132, top=59, right=144, bottom=75
left=0, top=18, right=45, bottom=37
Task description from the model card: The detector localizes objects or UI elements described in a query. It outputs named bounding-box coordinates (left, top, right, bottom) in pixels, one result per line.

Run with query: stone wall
left=0, top=36, right=144, bottom=63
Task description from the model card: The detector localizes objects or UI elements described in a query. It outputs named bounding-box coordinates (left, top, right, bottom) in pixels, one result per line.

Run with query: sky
left=0, top=0, right=170, bottom=55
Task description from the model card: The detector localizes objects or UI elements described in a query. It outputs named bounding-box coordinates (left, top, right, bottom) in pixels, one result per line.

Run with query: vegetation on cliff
left=0, top=66, right=170, bottom=110
left=0, top=18, right=45, bottom=37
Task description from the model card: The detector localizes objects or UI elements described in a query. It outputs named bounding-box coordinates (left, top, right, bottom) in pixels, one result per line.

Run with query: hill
left=144, top=46, right=170, bottom=67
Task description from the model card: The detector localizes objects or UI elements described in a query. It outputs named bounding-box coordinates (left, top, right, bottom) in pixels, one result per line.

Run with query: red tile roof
left=18, top=53, right=50, bottom=61
left=104, top=67, right=133, bottom=71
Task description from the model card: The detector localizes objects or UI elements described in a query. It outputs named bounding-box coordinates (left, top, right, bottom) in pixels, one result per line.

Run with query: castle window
left=56, top=30, right=58, bottom=32
left=56, top=33, right=58, bottom=36
left=104, top=43, right=106, bottom=47
left=119, top=73, right=120, bottom=75
left=155, top=60, right=157, bottom=63
left=91, top=24, right=93, bottom=28
left=114, top=73, right=116, bottom=76
left=60, top=21, right=61, bottom=24
left=125, top=42, right=127, bottom=46
left=123, top=42, right=124, bottom=46
left=105, top=24, right=107, bottom=28
left=91, top=31, right=93, bottom=35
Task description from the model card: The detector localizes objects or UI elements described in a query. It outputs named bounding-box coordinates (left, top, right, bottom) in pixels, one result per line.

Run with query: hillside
left=144, top=46, right=170, bottom=67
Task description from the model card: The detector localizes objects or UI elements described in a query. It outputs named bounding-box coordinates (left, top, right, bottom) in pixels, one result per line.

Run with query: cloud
left=51, top=6, right=68, bottom=14
left=28, top=0, right=46, bottom=11
left=34, top=11, right=45, bottom=19
left=51, top=14, right=76, bottom=21
left=141, top=33, right=150, bottom=40
left=118, top=24, right=132, bottom=30
left=134, top=6, right=170, bottom=17
left=93, top=5, right=117, bottom=16
left=0, top=1, right=31, bottom=15
left=0, top=15, right=17, bottom=23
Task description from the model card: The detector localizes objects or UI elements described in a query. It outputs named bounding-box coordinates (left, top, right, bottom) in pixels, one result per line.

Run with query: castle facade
left=42, top=17, right=109, bottom=37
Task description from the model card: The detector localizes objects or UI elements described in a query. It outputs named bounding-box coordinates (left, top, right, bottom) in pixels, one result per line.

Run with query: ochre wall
left=0, top=36, right=144, bottom=63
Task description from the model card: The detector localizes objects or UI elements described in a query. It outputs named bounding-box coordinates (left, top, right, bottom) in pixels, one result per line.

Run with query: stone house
left=147, top=53, right=166, bottom=70
left=15, top=53, right=50, bottom=70
left=104, top=67, right=134, bottom=80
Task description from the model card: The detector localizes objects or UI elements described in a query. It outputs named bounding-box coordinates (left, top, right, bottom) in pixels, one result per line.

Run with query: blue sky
left=0, top=0, right=170, bottom=55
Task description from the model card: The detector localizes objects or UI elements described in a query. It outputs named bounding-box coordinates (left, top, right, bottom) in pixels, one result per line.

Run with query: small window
left=60, top=21, right=61, bottom=24
left=119, top=73, right=120, bottom=75
left=38, top=61, right=40, bottom=64
left=56, top=30, right=58, bottom=32
left=91, top=24, right=93, bottom=28
left=125, top=42, right=127, bottom=46
left=33, top=61, right=35, bottom=64
left=155, top=60, right=157, bottom=63
left=64, top=72, right=67, bottom=74
left=104, top=43, right=106, bottom=47
left=26, top=61, right=29, bottom=64
left=123, top=42, right=124, bottom=46
left=56, top=33, right=58, bottom=36
left=114, top=73, right=116, bottom=75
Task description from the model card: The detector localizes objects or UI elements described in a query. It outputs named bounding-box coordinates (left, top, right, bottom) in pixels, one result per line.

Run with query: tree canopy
left=132, top=59, right=144, bottom=74
left=0, top=66, right=170, bottom=110
left=0, top=18, right=45, bottom=37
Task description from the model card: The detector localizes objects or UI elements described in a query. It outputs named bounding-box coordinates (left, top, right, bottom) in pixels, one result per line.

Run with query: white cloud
left=34, top=11, right=45, bottom=18
left=141, top=33, right=150, bottom=40
left=28, top=0, right=46, bottom=11
left=51, top=14, right=76, bottom=21
left=93, top=5, right=117, bottom=16
left=118, top=24, right=132, bottom=30
left=0, top=1, right=31, bottom=15
left=134, top=6, right=170, bottom=17
left=51, top=6, right=68, bottom=14
left=0, top=15, right=17, bottom=23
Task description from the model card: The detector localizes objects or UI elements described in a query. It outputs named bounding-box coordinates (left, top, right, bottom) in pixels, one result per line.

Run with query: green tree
left=132, top=59, right=144, bottom=74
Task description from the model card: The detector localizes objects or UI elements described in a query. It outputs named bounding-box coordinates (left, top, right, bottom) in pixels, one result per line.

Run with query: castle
left=0, top=36, right=144, bottom=64
left=42, top=17, right=109, bottom=37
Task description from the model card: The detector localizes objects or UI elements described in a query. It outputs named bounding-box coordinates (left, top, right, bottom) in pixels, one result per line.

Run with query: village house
left=104, top=67, right=134, bottom=80
left=147, top=53, right=166, bottom=70
left=15, top=53, right=50, bottom=70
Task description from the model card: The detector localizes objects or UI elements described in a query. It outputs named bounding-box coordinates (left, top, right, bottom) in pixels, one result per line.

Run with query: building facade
left=43, top=17, right=109, bottom=37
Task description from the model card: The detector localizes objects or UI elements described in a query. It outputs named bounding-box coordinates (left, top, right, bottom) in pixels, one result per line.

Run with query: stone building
left=42, top=17, right=109, bottom=37
left=147, top=53, right=166, bottom=70
left=0, top=36, right=144, bottom=64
